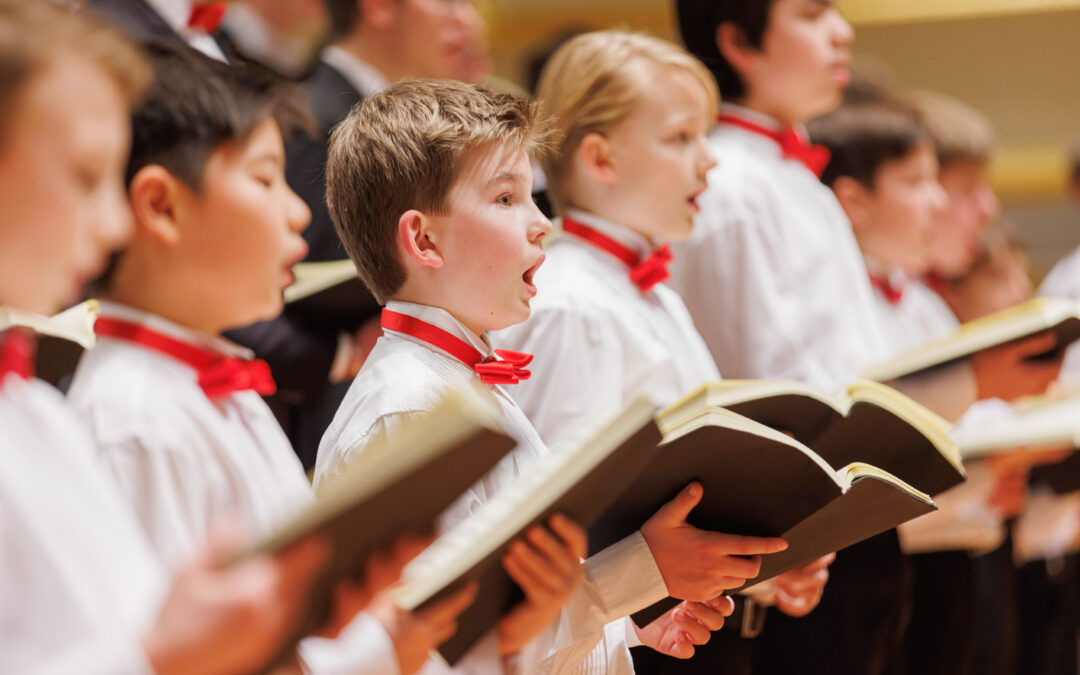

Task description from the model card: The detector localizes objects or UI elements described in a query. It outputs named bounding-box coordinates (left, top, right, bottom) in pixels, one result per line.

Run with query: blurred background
left=474, top=0, right=1080, bottom=280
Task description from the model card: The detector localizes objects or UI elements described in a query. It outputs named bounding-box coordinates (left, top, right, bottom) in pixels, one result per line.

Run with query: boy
left=0, top=1, right=360, bottom=672
left=316, top=78, right=784, bottom=673
left=67, top=44, right=577, bottom=674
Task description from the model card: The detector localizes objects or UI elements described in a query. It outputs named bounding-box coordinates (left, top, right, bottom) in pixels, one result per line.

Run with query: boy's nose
left=288, top=187, right=312, bottom=233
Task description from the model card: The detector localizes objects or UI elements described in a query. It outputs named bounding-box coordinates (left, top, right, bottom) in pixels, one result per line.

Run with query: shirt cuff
left=585, top=531, right=668, bottom=620
left=298, top=611, right=400, bottom=675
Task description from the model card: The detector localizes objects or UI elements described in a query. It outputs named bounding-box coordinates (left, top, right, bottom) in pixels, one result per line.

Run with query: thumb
left=656, top=482, right=704, bottom=526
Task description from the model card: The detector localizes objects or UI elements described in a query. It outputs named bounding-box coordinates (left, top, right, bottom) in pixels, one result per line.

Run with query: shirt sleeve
left=672, top=184, right=850, bottom=391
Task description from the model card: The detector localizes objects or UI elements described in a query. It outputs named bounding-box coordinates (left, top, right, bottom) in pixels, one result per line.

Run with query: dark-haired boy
left=66, top=44, right=580, bottom=674
left=316, top=77, right=784, bottom=674
left=232, top=0, right=485, bottom=469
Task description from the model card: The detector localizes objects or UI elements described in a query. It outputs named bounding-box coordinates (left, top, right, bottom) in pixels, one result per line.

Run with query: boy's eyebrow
left=488, top=171, right=526, bottom=185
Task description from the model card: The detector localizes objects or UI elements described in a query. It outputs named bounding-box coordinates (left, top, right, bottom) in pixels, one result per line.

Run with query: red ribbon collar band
left=380, top=309, right=532, bottom=386
left=717, top=114, right=831, bottom=178
left=94, top=317, right=275, bottom=400
left=561, top=217, right=672, bottom=294
left=0, top=328, right=34, bottom=383
left=187, top=1, right=228, bottom=33
left=869, top=273, right=906, bottom=305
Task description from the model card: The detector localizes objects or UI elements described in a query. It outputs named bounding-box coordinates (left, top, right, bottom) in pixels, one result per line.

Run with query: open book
left=284, top=259, right=380, bottom=331
left=392, top=397, right=662, bottom=664
left=232, top=390, right=517, bottom=663
left=589, top=382, right=951, bottom=623
left=668, top=379, right=965, bottom=496
left=861, top=297, right=1080, bottom=382
left=951, top=396, right=1080, bottom=459
left=0, top=301, right=99, bottom=385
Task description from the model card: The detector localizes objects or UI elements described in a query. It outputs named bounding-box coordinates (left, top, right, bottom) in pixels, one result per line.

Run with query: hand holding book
left=970, top=329, right=1063, bottom=402
left=640, top=482, right=789, bottom=602
left=636, top=595, right=735, bottom=659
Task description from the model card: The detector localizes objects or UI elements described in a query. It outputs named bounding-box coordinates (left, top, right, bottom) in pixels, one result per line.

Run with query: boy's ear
left=128, top=165, right=183, bottom=246
left=832, top=176, right=870, bottom=231
left=398, top=210, right=443, bottom=269
left=716, top=22, right=758, bottom=79
left=578, top=132, right=618, bottom=185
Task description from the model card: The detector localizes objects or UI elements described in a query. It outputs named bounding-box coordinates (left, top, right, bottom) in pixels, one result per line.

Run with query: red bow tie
left=380, top=309, right=532, bottom=386
left=718, top=114, right=832, bottom=178
left=94, top=317, right=276, bottom=400
left=0, top=328, right=34, bottom=383
left=869, top=273, right=905, bottom=305
left=187, top=1, right=228, bottom=33
left=561, top=217, right=672, bottom=294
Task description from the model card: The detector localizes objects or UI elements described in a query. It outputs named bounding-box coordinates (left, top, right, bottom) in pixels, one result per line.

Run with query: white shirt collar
left=322, top=46, right=391, bottom=99
left=382, top=301, right=495, bottom=360
left=143, top=0, right=192, bottom=34
left=97, top=300, right=253, bottom=360
left=718, top=102, right=812, bottom=144
left=142, top=0, right=228, bottom=61
left=562, top=209, right=656, bottom=261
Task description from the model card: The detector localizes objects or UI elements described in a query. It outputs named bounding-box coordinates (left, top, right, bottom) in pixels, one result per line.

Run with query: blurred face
left=0, top=53, right=132, bottom=315
left=389, top=0, right=476, bottom=81
left=603, top=66, right=717, bottom=242
left=944, top=245, right=1032, bottom=323
left=172, top=118, right=310, bottom=330
left=741, top=0, right=853, bottom=124
left=427, top=144, right=551, bottom=334
left=849, top=143, right=946, bottom=276
left=928, top=161, right=1000, bottom=279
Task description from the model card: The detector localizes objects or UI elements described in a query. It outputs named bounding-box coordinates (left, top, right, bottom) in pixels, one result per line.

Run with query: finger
left=670, top=631, right=695, bottom=659
left=777, top=569, right=829, bottom=594
left=679, top=600, right=727, bottom=631
left=548, top=514, right=588, bottom=560
left=504, top=541, right=567, bottom=596
left=501, top=550, right=553, bottom=603
left=653, top=482, right=705, bottom=526
left=709, top=595, right=735, bottom=616
left=671, top=606, right=712, bottom=644
left=525, top=524, right=583, bottom=578
left=703, top=552, right=763, bottom=581
left=417, top=581, right=478, bottom=624
left=706, top=531, right=788, bottom=556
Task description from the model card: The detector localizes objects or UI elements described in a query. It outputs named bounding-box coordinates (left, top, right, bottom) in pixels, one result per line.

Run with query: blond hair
left=536, top=30, right=719, bottom=214
left=327, top=78, right=551, bottom=304
left=909, top=91, right=995, bottom=169
left=0, top=0, right=149, bottom=142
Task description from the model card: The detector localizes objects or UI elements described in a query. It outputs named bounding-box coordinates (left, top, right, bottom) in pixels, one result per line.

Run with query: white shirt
left=67, top=303, right=401, bottom=675
left=1039, top=246, right=1080, bottom=377
left=868, top=275, right=959, bottom=352
left=669, top=104, right=892, bottom=392
left=321, top=46, right=391, bottom=99
left=0, top=373, right=167, bottom=674
left=316, top=301, right=669, bottom=675
left=144, top=0, right=228, bottom=61
left=494, top=210, right=720, bottom=448
left=68, top=302, right=313, bottom=567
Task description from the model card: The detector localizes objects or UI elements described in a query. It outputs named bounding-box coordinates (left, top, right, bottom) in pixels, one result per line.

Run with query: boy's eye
left=497, top=193, right=514, bottom=206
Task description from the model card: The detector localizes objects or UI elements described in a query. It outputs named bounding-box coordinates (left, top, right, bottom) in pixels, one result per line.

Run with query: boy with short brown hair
left=318, top=76, right=785, bottom=673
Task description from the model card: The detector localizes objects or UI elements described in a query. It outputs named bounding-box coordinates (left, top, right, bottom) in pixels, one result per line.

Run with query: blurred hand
left=971, top=331, right=1062, bottom=402
left=143, top=532, right=328, bottom=675
left=772, top=553, right=834, bottom=618
left=372, top=582, right=478, bottom=675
